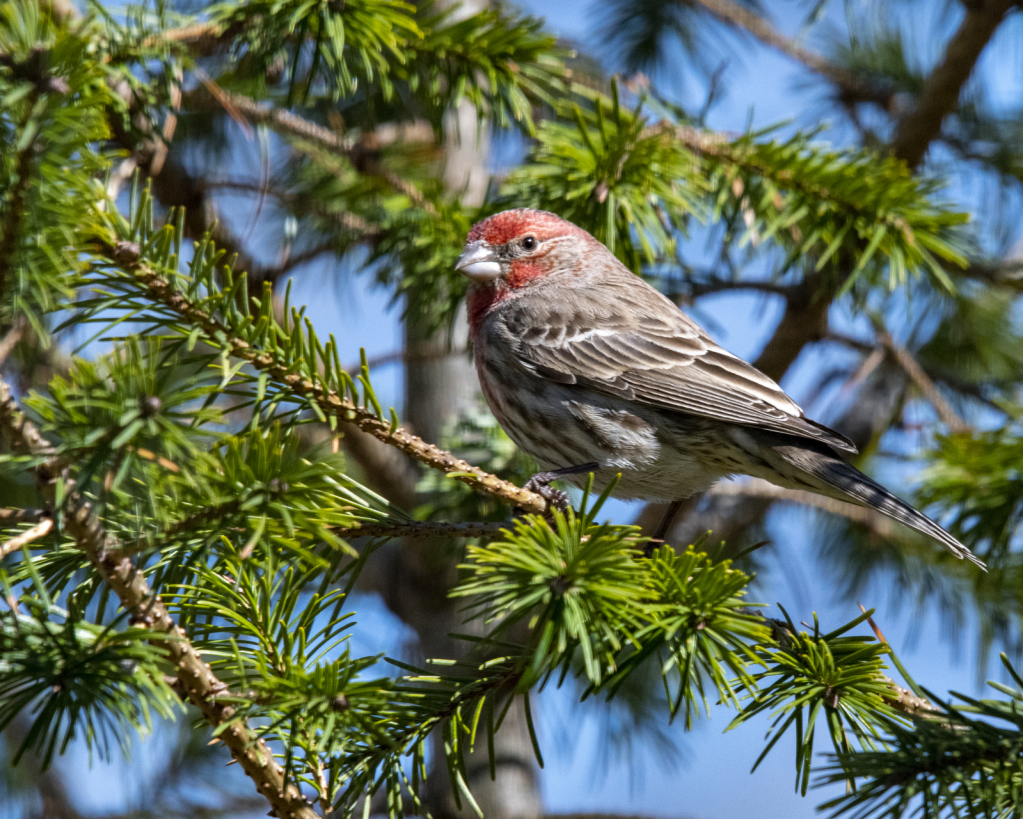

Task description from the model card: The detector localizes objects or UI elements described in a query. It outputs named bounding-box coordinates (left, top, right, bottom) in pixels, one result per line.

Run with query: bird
left=454, top=207, right=985, bottom=570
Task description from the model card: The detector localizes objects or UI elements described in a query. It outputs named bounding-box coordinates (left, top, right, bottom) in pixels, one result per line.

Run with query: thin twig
left=875, top=328, right=968, bottom=433
left=104, top=245, right=548, bottom=515
left=683, top=0, right=895, bottom=109
left=667, top=126, right=913, bottom=240
left=336, top=520, right=508, bottom=540
left=120, top=500, right=243, bottom=557
left=145, top=21, right=234, bottom=55
left=684, top=277, right=802, bottom=300
left=124, top=508, right=505, bottom=556
left=258, top=241, right=340, bottom=285
left=0, top=376, right=319, bottom=819
left=0, top=518, right=54, bottom=560
left=313, top=758, right=332, bottom=817
left=204, top=178, right=375, bottom=234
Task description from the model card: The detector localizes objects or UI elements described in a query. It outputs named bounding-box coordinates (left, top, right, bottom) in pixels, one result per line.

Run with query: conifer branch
left=0, top=377, right=320, bottom=819
left=123, top=507, right=506, bottom=556
left=0, top=508, right=49, bottom=525
left=669, top=125, right=915, bottom=240
left=102, top=242, right=548, bottom=515
left=0, top=517, right=54, bottom=560
left=890, top=0, right=1018, bottom=168
left=740, top=606, right=940, bottom=720
left=703, top=2, right=1009, bottom=399
left=336, top=520, right=507, bottom=540
left=145, top=21, right=236, bottom=56
left=683, top=0, right=895, bottom=108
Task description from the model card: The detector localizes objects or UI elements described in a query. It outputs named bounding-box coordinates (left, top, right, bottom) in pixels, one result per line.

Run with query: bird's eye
left=521, top=236, right=537, bottom=251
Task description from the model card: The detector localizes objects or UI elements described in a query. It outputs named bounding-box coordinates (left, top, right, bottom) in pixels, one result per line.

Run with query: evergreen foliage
left=1, top=0, right=1022, bottom=817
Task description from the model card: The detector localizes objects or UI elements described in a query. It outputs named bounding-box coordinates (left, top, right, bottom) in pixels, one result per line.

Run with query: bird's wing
left=509, top=284, right=857, bottom=453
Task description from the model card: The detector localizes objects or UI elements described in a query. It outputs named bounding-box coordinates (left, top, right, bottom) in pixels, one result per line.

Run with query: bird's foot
left=519, top=462, right=600, bottom=519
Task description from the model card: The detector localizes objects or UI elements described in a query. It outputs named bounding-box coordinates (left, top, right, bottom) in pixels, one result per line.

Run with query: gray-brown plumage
left=456, top=208, right=985, bottom=569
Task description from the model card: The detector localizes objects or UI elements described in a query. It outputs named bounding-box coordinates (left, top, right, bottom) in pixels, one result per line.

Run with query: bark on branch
left=336, top=520, right=508, bottom=540
left=0, top=517, right=54, bottom=560
left=104, top=248, right=548, bottom=515
left=890, top=0, right=1018, bottom=168
left=0, top=507, right=49, bottom=524
left=0, top=376, right=319, bottom=819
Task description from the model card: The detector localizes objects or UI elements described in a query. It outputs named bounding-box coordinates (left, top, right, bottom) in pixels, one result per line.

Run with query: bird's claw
left=517, top=462, right=600, bottom=521
left=523, top=476, right=572, bottom=515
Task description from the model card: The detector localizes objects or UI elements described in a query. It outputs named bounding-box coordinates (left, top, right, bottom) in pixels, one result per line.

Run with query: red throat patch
left=467, top=286, right=499, bottom=336
left=464, top=209, right=590, bottom=336
left=467, top=260, right=547, bottom=336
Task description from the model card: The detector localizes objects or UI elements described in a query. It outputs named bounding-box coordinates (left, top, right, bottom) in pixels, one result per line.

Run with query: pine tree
left=1, top=1, right=1022, bottom=818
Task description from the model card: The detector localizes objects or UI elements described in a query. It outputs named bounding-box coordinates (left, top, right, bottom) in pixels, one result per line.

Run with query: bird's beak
left=455, top=242, right=502, bottom=282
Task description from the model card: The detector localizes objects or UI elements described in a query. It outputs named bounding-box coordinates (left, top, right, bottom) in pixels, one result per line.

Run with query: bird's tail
left=761, top=438, right=987, bottom=571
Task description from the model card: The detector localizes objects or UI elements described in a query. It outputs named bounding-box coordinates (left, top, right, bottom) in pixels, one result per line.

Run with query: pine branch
left=336, top=520, right=507, bottom=540
left=123, top=503, right=506, bottom=556
left=739, top=606, right=941, bottom=721
left=890, top=0, right=1018, bottom=168
left=682, top=0, right=895, bottom=108
left=0, top=377, right=320, bottom=819
left=0, top=517, right=54, bottom=560
left=101, top=241, right=547, bottom=514
left=694, top=0, right=1005, bottom=388
left=144, top=21, right=236, bottom=57
left=883, top=680, right=939, bottom=718
left=669, top=126, right=919, bottom=242
left=0, top=508, right=49, bottom=524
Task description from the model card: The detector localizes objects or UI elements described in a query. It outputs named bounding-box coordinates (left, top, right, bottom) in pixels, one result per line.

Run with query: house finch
left=456, top=208, right=985, bottom=569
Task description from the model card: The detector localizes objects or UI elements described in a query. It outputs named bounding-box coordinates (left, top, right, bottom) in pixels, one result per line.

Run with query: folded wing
left=511, top=285, right=857, bottom=454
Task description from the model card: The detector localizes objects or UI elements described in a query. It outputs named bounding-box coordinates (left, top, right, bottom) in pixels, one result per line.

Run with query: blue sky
left=28, top=2, right=1023, bottom=818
